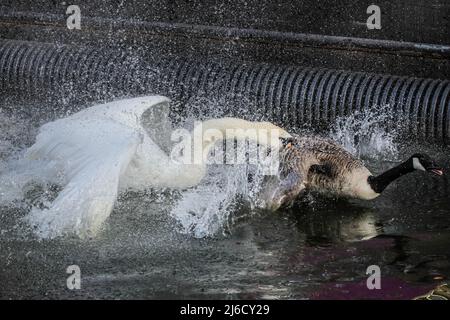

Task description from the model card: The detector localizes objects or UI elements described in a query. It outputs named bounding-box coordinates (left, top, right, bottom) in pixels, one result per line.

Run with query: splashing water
left=1, top=100, right=402, bottom=240
left=0, top=111, right=42, bottom=204
left=168, top=97, right=282, bottom=238
left=169, top=167, right=243, bottom=238
left=1, top=100, right=278, bottom=239
left=170, top=154, right=272, bottom=238
left=330, top=105, right=399, bottom=161
left=0, top=111, right=34, bottom=160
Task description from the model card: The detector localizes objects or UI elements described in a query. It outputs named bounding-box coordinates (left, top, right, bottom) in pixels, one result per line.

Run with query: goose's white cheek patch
left=413, top=157, right=426, bottom=171
left=347, top=168, right=380, bottom=200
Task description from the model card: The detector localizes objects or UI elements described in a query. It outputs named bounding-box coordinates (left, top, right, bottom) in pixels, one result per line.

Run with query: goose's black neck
left=368, top=159, right=414, bottom=194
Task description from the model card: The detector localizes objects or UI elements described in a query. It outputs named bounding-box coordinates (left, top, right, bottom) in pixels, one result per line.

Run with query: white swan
left=21, top=95, right=290, bottom=238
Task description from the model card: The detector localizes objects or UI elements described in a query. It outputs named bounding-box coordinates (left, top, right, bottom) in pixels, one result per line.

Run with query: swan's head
left=258, top=172, right=304, bottom=211
left=256, top=137, right=305, bottom=211
left=410, top=153, right=444, bottom=176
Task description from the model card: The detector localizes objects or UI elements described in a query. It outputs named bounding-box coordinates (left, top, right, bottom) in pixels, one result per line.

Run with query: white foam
left=330, top=105, right=399, bottom=161
left=1, top=101, right=401, bottom=239
left=170, top=150, right=272, bottom=238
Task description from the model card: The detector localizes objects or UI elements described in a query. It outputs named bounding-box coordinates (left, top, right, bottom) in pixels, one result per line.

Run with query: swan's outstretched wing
left=23, top=96, right=172, bottom=238
left=25, top=119, right=141, bottom=239
left=140, top=98, right=173, bottom=154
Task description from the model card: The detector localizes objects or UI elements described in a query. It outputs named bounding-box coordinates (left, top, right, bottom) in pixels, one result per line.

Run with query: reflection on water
left=289, top=200, right=383, bottom=244
left=1, top=151, right=448, bottom=299
left=0, top=104, right=449, bottom=299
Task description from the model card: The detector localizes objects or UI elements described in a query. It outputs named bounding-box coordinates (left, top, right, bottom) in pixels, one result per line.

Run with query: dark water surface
left=0, top=109, right=449, bottom=300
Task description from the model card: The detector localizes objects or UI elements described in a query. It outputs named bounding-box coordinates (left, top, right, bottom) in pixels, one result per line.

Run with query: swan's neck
left=200, top=117, right=276, bottom=137
left=194, top=117, right=281, bottom=156
left=368, top=159, right=414, bottom=193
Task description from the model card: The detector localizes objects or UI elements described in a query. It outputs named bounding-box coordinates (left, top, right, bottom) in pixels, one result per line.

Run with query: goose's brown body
left=279, top=135, right=379, bottom=200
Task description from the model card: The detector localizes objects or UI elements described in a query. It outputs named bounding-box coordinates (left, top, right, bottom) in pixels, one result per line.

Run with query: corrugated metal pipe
left=1, top=40, right=449, bottom=143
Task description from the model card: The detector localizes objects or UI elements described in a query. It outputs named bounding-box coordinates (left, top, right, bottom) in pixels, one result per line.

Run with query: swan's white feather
left=20, top=95, right=289, bottom=238
left=24, top=96, right=173, bottom=238
left=26, top=124, right=139, bottom=238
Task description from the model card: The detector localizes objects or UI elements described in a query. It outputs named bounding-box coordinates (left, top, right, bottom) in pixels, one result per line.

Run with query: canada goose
left=261, top=134, right=444, bottom=210
left=11, top=95, right=290, bottom=238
